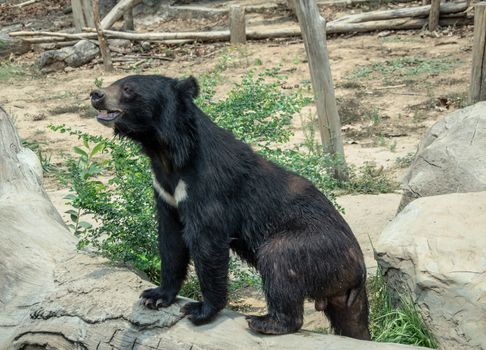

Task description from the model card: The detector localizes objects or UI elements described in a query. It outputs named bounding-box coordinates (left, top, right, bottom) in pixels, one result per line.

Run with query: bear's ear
left=176, top=76, right=199, bottom=99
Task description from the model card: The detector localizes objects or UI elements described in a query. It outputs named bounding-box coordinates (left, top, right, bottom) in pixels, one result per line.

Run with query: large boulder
left=398, top=102, right=486, bottom=212
left=376, top=191, right=486, bottom=350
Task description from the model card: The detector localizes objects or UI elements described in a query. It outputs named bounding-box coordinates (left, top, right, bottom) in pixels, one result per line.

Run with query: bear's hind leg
left=324, top=284, right=371, bottom=340
left=246, top=294, right=304, bottom=335
left=247, top=240, right=305, bottom=335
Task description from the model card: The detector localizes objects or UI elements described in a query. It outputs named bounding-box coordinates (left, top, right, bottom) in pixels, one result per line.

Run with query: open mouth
left=96, top=110, right=122, bottom=122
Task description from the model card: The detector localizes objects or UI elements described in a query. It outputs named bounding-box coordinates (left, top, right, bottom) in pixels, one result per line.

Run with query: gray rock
left=16, top=147, right=43, bottom=184
left=38, top=48, right=69, bottom=72
left=0, top=25, right=31, bottom=56
left=108, top=38, right=132, bottom=49
left=38, top=40, right=99, bottom=72
left=64, top=39, right=100, bottom=67
left=399, top=102, right=486, bottom=211
left=10, top=254, right=429, bottom=350
left=376, top=191, right=486, bottom=350
left=0, top=33, right=31, bottom=57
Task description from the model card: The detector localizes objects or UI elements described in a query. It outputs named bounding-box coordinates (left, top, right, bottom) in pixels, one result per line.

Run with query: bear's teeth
left=99, top=110, right=108, bottom=117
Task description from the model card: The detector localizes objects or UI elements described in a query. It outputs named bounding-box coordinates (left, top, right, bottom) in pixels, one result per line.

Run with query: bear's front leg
left=141, top=203, right=189, bottom=309
left=181, top=230, right=229, bottom=325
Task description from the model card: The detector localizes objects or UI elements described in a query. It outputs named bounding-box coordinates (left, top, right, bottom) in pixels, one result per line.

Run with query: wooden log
left=429, top=0, right=441, bottom=31
left=10, top=15, right=473, bottom=45
left=292, top=0, right=347, bottom=180
left=229, top=5, right=246, bottom=45
left=334, top=1, right=467, bottom=24
left=124, top=8, right=135, bottom=31
left=93, top=0, right=113, bottom=72
left=13, top=0, right=39, bottom=8
left=469, top=2, right=486, bottom=103
left=101, top=0, right=142, bottom=30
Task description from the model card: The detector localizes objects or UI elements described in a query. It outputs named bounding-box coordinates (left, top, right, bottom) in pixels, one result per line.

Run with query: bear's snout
left=90, top=89, right=106, bottom=109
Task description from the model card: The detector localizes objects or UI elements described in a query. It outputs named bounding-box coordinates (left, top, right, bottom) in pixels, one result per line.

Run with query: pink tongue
left=97, top=110, right=117, bottom=121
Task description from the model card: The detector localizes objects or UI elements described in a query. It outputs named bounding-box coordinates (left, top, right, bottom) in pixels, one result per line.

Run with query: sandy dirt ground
left=0, top=0, right=475, bottom=332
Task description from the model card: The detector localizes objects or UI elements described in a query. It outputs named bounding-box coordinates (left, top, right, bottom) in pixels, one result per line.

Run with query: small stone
left=108, top=39, right=131, bottom=49
left=377, top=31, right=392, bottom=38
left=141, top=41, right=151, bottom=51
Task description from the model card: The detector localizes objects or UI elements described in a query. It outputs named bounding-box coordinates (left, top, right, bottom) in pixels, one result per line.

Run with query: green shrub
left=200, top=69, right=309, bottom=145
left=50, top=125, right=161, bottom=281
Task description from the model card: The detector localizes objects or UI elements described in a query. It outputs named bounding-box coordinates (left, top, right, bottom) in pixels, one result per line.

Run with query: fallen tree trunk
left=9, top=14, right=473, bottom=45
left=0, top=107, right=427, bottom=350
left=333, top=1, right=467, bottom=23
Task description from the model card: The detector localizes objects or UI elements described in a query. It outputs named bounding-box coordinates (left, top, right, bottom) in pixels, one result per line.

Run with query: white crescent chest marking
left=152, top=176, right=188, bottom=208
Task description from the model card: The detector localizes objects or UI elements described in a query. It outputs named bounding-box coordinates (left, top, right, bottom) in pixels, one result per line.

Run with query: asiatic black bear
left=90, top=75, right=370, bottom=339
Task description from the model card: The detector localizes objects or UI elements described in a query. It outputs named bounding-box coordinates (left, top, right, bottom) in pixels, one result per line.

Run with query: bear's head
left=90, top=75, right=199, bottom=167
left=90, top=74, right=198, bottom=131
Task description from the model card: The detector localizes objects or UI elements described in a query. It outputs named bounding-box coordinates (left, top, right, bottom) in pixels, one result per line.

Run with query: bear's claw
left=139, top=287, right=175, bottom=309
left=180, top=301, right=218, bottom=325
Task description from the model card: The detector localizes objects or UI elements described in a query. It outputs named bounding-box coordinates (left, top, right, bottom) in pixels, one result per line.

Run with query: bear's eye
left=122, top=85, right=134, bottom=99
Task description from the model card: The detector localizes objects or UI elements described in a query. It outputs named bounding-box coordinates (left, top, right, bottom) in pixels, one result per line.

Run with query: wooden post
left=469, top=2, right=486, bottom=104
left=124, top=8, right=134, bottom=31
left=292, top=0, right=347, bottom=180
left=71, top=0, right=95, bottom=32
left=93, top=0, right=113, bottom=72
left=429, top=0, right=440, bottom=31
left=229, top=5, right=246, bottom=45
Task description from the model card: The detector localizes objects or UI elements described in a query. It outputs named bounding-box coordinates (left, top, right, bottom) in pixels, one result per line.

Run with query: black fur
left=90, top=75, right=370, bottom=339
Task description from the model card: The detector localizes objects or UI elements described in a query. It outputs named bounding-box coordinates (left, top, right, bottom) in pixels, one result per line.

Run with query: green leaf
left=73, top=146, right=88, bottom=158
left=90, top=142, right=105, bottom=158
left=78, top=221, right=92, bottom=229
left=63, top=194, right=77, bottom=201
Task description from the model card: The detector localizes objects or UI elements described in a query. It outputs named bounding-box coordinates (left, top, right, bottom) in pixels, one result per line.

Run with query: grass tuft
left=0, top=62, right=27, bottom=81
left=368, top=268, right=437, bottom=348
left=347, top=56, right=460, bottom=82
